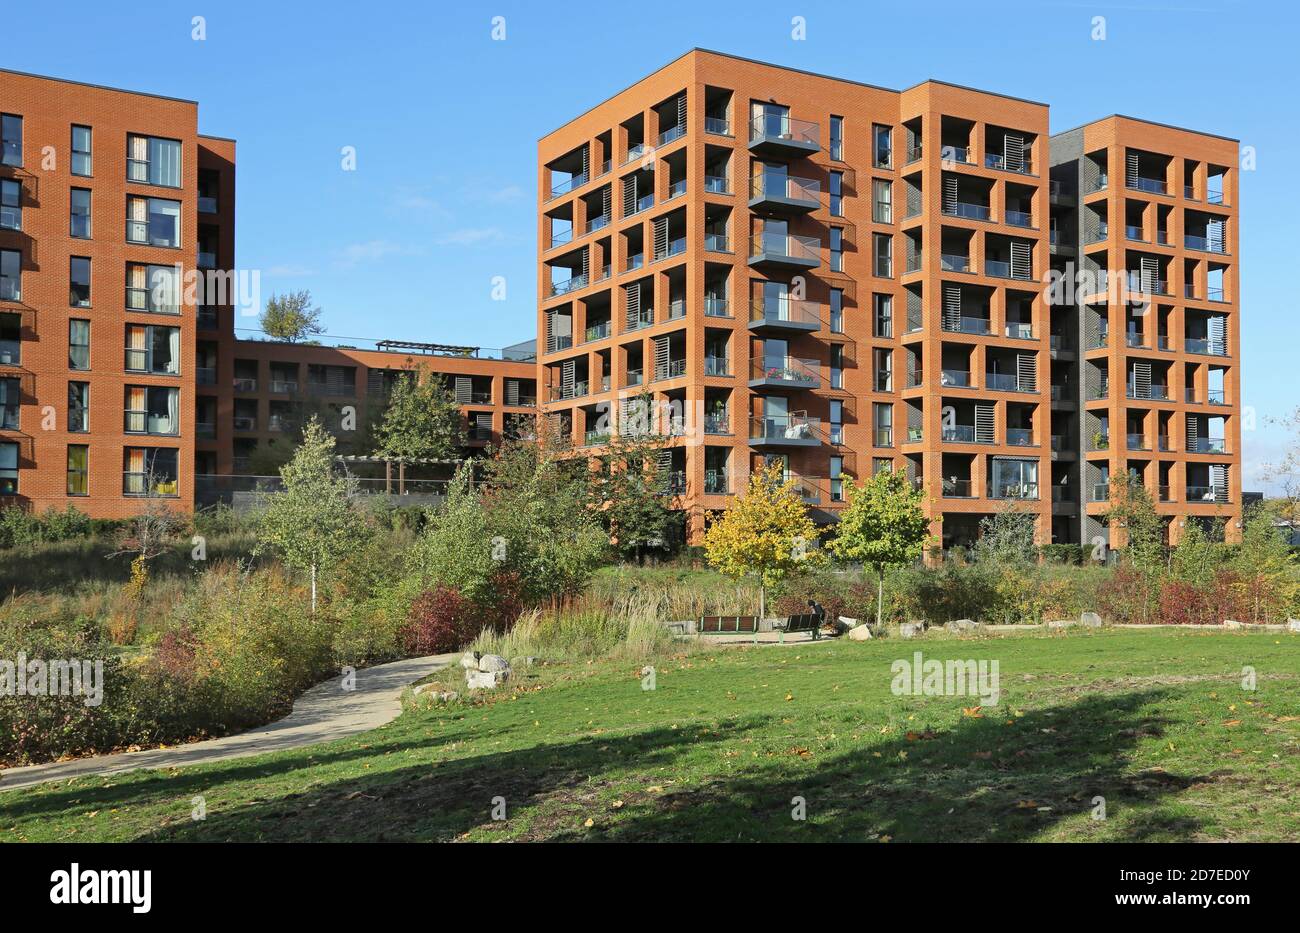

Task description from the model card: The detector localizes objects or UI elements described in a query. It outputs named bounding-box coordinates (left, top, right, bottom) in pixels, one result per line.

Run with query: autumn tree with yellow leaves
left=703, top=461, right=823, bottom=619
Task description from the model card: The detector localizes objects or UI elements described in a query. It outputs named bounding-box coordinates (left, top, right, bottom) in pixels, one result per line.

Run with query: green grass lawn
left=3, top=628, right=1298, bottom=842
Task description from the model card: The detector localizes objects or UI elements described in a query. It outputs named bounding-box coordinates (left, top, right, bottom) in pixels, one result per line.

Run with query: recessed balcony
left=748, top=114, right=820, bottom=159
left=748, top=174, right=820, bottom=214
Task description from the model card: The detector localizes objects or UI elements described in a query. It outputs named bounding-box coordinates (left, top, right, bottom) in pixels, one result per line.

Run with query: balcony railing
left=749, top=413, right=821, bottom=444
left=942, top=478, right=974, bottom=498
left=549, top=274, right=588, bottom=297
left=1184, top=234, right=1226, bottom=254
left=750, top=356, right=820, bottom=388
left=704, top=116, right=731, bottom=136
left=985, top=153, right=1033, bottom=175
left=270, top=379, right=299, bottom=394
left=940, top=253, right=970, bottom=273
left=750, top=231, right=820, bottom=264
left=704, top=233, right=730, bottom=252
left=1127, top=383, right=1168, bottom=400
left=1189, top=438, right=1228, bottom=454
left=986, top=373, right=1034, bottom=393
left=1187, top=485, right=1229, bottom=503
left=1125, top=272, right=1169, bottom=296
left=992, top=482, right=1039, bottom=500
left=942, top=316, right=991, bottom=336
left=985, top=259, right=1032, bottom=281
left=653, top=237, right=687, bottom=262
left=654, top=359, right=686, bottom=381
left=584, top=321, right=611, bottom=342
left=703, top=297, right=730, bottom=318
left=585, top=214, right=609, bottom=234
left=1185, top=338, right=1227, bottom=356
left=1005, top=209, right=1033, bottom=228
left=1128, top=176, right=1167, bottom=194
left=750, top=173, right=820, bottom=205
left=748, top=114, right=820, bottom=149
left=233, top=415, right=257, bottom=432
left=233, top=377, right=257, bottom=392
left=1005, top=322, right=1034, bottom=339
left=942, top=424, right=977, bottom=443
left=582, top=430, right=611, bottom=447
left=942, top=201, right=992, bottom=221
left=704, top=469, right=729, bottom=494
left=704, top=175, right=730, bottom=194
left=658, top=124, right=685, bottom=147
left=704, top=412, right=730, bottom=435
left=703, top=356, right=730, bottom=377
left=1126, top=433, right=1148, bottom=451
left=749, top=297, right=820, bottom=329
left=1007, top=428, right=1035, bottom=446
left=940, top=369, right=972, bottom=388
left=548, top=173, right=588, bottom=200
left=1091, top=483, right=1110, bottom=502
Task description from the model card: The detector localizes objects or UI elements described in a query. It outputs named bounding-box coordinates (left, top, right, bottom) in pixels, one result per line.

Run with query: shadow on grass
left=106, top=687, right=1207, bottom=843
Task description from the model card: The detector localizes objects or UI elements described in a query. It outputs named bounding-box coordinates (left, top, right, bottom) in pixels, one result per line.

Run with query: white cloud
left=333, top=239, right=419, bottom=269
left=266, top=263, right=317, bottom=277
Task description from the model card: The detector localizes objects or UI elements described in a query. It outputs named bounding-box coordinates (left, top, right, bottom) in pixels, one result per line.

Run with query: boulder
left=848, top=624, right=874, bottom=641
left=899, top=621, right=927, bottom=639
left=1080, top=611, right=1103, bottom=628
left=466, top=669, right=505, bottom=690
left=412, top=682, right=438, bottom=697
left=413, top=684, right=459, bottom=703
left=1288, top=619, right=1300, bottom=633
left=838, top=616, right=860, bottom=630
left=1223, top=619, right=1242, bottom=630
left=944, top=619, right=980, bottom=634
left=460, top=651, right=480, bottom=670
left=478, top=654, right=511, bottom=674
left=510, top=656, right=538, bottom=668
left=1046, top=619, right=1077, bottom=630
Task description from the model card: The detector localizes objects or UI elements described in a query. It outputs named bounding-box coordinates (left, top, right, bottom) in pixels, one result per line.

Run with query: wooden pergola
left=334, top=455, right=469, bottom=495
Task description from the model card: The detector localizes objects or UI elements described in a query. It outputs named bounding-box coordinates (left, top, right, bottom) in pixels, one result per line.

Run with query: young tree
left=1170, top=517, right=1221, bottom=582
left=260, top=289, right=324, bottom=343
left=828, top=469, right=932, bottom=628
left=586, top=395, right=673, bottom=560
left=374, top=368, right=463, bottom=461
left=1104, top=473, right=1165, bottom=573
left=1234, top=505, right=1297, bottom=623
left=974, top=502, right=1038, bottom=565
left=703, top=461, right=823, bottom=619
left=256, top=416, right=370, bottom=611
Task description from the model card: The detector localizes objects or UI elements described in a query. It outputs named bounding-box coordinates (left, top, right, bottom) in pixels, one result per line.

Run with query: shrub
left=1099, top=566, right=1157, bottom=624
left=401, top=585, right=475, bottom=655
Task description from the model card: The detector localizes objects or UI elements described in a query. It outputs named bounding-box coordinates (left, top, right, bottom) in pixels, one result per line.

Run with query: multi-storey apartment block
left=536, top=49, right=1242, bottom=548
left=1, top=55, right=1243, bottom=549
left=1050, top=117, right=1240, bottom=547
left=0, top=68, right=536, bottom=518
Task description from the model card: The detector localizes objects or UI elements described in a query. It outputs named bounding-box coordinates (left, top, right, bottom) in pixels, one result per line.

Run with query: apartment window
left=0, top=376, right=18, bottom=429
left=829, top=171, right=844, bottom=217
left=128, top=134, right=182, bottom=188
left=125, top=324, right=181, bottom=374
left=63, top=260, right=93, bottom=313
left=830, top=455, right=844, bottom=502
left=0, top=313, right=18, bottom=366
left=829, top=115, right=844, bottom=161
left=830, top=344, right=844, bottom=389
left=874, top=401, right=893, bottom=446
left=124, top=447, right=179, bottom=497
left=874, top=348, right=893, bottom=391
left=125, top=385, right=180, bottom=435
left=0, top=249, right=18, bottom=302
left=0, top=179, right=20, bottom=231
left=71, top=125, right=92, bottom=176
left=873, top=178, right=893, bottom=224
left=127, top=196, right=181, bottom=247
left=0, top=441, right=17, bottom=495
left=829, top=399, right=844, bottom=446
left=67, top=445, right=89, bottom=496
left=874, top=294, right=893, bottom=337
left=126, top=263, right=181, bottom=314
left=1, top=115, right=21, bottom=167
left=873, top=124, right=892, bottom=169
left=873, top=233, right=893, bottom=277
left=68, top=381, right=89, bottom=433
left=70, top=188, right=91, bottom=238
left=69, top=319, right=91, bottom=370
left=829, top=287, right=844, bottom=334
left=829, top=227, right=843, bottom=273
left=873, top=458, right=894, bottom=475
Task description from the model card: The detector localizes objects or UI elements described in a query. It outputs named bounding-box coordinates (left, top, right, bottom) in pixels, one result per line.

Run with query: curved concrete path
left=0, top=652, right=457, bottom=793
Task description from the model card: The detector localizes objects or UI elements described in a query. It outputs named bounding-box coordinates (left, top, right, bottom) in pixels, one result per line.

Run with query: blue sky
left=7, top=0, right=1296, bottom=489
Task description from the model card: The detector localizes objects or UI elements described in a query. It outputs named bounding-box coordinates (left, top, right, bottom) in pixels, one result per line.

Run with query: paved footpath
left=0, top=652, right=456, bottom=793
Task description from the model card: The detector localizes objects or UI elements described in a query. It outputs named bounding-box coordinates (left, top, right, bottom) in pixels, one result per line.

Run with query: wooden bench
left=699, top=615, right=759, bottom=635
left=776, top=602, right=826, bottom=642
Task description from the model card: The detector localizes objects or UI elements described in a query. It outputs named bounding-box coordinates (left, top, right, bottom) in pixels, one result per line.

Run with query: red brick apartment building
left=536, top=49, right=1242, bottom=548
left=0, top=68, right=536, bottom=518
left=0, top=53, right=1242, bottom=550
